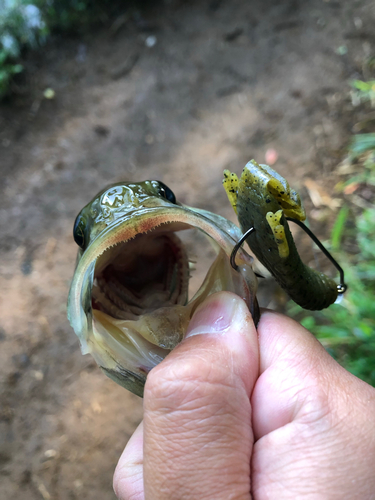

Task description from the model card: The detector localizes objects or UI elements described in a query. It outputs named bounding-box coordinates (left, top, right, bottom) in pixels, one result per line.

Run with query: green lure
left=223, top=160, right=338, bottom=310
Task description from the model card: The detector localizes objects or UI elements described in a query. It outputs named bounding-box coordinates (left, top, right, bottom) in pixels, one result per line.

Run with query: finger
left=113, top=421, right=144, bottom=500
left=252, top=309, right=374, bottom=438
left=251, top=310, right=337, bottom=439
left=251, top=312, right=375, bottom=499
left=257, top=309, right=328, bottom=374
left=143, top=291, right=259, bottom=500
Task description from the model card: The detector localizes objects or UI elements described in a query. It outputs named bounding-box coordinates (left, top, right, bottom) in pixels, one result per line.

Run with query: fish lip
left=70, top=205, right=249, bottom=302
left=68, top=204, right=257, bottom=394
left=68, top=203, right=254, bottom=332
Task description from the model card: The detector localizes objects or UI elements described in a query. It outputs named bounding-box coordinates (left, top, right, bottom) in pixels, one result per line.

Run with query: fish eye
left=158, top=181, right=177, bottom=204
left=73, top=214, right=86, bottom=249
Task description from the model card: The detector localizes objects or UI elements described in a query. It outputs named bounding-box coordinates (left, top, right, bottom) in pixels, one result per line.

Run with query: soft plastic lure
left=223, top=160, right=343, bottom=310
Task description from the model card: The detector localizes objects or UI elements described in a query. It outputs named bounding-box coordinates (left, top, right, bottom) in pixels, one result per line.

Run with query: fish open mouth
left=68, top=206, right=257, bottom=397
left=93, top=230, right=189, bottom=323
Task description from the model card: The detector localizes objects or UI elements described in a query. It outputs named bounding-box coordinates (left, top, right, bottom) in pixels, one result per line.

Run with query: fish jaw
left=68, top=204, right=257, bottom=397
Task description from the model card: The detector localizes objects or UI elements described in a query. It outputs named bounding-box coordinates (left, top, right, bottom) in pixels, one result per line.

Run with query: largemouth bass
left=68, top=180, right=258, bottom=397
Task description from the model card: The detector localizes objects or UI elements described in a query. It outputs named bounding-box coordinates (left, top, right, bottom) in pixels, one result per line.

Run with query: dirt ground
left=0, top=0, right=374, bottom=498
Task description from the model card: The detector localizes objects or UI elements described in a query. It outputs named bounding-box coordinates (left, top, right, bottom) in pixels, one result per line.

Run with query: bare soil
left=0, top=0, right=374, bottom=498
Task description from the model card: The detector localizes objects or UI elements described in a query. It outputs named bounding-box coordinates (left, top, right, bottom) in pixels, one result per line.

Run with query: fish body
left=68, top=180, right=258, bottom=397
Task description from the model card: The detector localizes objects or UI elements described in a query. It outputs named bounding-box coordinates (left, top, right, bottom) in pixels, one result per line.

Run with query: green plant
left=0, top=0, right=47, bottom=97
left=34, top=0, right=112, bottom=33
left=343, top=80, right=375, bottom=189
left=0, top=0, right=124, bottom=98
left=0, top=51, right=23, bottom=96
left=349, top=134, right=375, bottom=161
left=350, top=79, right=375, bottom=107
left=289, top=151, right=375, bottom=386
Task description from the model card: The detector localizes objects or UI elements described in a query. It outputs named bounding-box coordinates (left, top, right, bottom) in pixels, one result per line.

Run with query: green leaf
left=300, top=316, right=316, bottom=330
left=351, top=79, right=372, bottom=92
left=349, top=134, right=375, bottom=157
left=331, top=205, right=349, bottom=251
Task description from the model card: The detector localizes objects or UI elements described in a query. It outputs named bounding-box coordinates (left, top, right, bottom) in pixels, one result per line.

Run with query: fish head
left=68, top=181, right=258, bottom=397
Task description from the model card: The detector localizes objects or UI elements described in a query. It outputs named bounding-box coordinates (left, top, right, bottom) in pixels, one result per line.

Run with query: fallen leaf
left=343, top=182, right=359, bottom=195
left=304, top=178, right=341, bottom=209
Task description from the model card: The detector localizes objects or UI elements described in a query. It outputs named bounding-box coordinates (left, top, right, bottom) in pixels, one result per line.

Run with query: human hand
left=113, top=292, right=375, bottom=500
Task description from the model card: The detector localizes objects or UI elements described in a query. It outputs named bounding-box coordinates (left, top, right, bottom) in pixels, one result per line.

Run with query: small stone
left=145, top=35, right=157, bottom=48
left=43, top=88, right=55, bottom=99
left=91, top=400, right=102, bottom=414
left=31, top=370, right=44, bottom=381
left=336, top=45, right=348, bottom=56
left=74, top=480, right=83, bottom=490
left=354, top=17, right=362, bottom=29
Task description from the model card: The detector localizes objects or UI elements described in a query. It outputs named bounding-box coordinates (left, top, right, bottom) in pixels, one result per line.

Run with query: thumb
left=143, top=291, right=259, bottom=500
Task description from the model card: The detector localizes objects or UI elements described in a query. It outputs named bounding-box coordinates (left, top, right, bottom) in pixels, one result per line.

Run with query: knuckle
left=145, top=355, right=232, bottom=412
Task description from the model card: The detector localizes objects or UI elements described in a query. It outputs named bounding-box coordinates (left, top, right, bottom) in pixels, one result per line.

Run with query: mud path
left=0, top=1, right=373, bottom=498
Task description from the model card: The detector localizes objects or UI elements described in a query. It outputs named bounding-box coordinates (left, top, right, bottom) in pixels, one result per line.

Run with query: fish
left=223, top=160, right=339, bottom=310
left=68, top=180, right=258, bottom=397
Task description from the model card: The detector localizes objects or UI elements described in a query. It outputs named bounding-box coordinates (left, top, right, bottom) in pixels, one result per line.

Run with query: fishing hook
left=230, top=220, right=347, bottom=295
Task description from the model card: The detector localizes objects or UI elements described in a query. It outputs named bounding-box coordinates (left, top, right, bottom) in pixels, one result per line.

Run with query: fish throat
left=92, top=230, right=189, bottom=321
